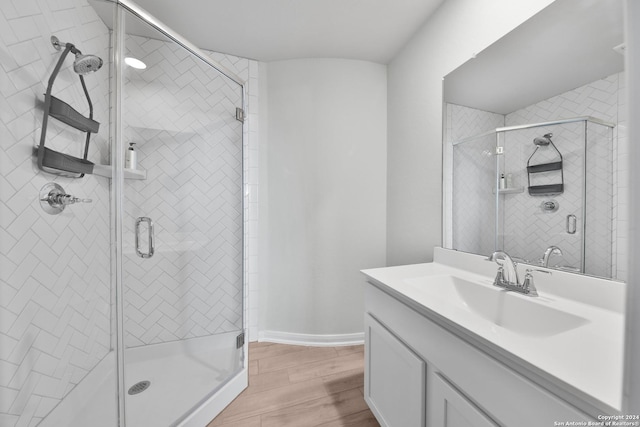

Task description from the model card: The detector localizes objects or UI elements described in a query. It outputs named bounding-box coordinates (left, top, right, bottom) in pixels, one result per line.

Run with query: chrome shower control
left=39, top=182, right=92, bottom=215
left=541, top=199, right=559, bottom=212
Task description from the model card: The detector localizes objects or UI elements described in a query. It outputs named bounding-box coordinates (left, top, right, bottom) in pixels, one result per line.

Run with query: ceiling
left=444, top=0, right=624, bottom=115
left=127, top=0, right=445, bottom=63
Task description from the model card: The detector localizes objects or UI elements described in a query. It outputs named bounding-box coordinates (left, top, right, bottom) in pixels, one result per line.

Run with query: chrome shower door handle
left=566, top=214, right=577, bottom=234
left=135, top=217, right=155, bottom=258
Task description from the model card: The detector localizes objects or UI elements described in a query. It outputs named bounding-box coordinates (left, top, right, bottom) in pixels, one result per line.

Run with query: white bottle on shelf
left=499, top=173, right=506, bottom=189
left=125, top=142, right=137, bottom=170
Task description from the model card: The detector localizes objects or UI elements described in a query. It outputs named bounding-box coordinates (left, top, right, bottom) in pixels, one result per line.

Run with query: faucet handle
left=521, top=274, right=538, bottom=296
left=522, top=268, right=550, bottom=297
left=494, top=266, right=506, bottom=285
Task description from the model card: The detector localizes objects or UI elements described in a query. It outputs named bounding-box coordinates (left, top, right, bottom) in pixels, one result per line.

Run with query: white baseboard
left=258, top=330, right=364, bottom=347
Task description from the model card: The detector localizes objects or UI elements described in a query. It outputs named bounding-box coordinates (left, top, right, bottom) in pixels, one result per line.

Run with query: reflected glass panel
left=498, top=122, right=586, bottom=271
left=451, top=133, right=497, bottom=256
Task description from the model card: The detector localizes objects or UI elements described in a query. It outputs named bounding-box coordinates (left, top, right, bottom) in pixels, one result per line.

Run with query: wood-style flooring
left=207, top=342, right=380, bottom=427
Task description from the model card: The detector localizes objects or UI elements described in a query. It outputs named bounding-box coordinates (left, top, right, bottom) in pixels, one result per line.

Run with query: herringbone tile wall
left=446, top=103, right=505, bottom=143
left=121, top=34, right=245, bottom=347
left=499, top=122, right=590, bottom=271
left=451, top=133, right=497, bottom=256
left=585, top=122, right=615, bottom=278
left=0, top=1, right=113, bottom=426
left=1, top=2, right=259, bottom=426
left=505, top=73, right=623, bottom=278
left=445, top=104, right=504, bottom=254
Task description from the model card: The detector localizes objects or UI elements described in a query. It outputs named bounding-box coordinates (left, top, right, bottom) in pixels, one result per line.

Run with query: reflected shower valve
left=541, top=199, right=559, bottom=213
left=39, top=182, right=92, bottom=215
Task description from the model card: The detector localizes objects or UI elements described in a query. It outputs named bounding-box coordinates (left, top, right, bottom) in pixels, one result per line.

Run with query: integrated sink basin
left=404, top=274, right=589, bottom=337
left=361, top=248, right=626, bottom=414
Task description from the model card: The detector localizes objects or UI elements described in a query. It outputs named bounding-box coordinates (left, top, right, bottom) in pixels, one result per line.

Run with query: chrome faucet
left=541, top=245, right=563, bottom=267
left=488, top=251, right=520, bottom=286
left=488, top=250, right=539, bottom=297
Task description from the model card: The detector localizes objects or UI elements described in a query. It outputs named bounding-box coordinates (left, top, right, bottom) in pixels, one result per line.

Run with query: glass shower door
left=451, top=133, right=499, bottom=256
left=118, top=8, right=245, bottom=426
left=498, top=122, right=586, bottom=270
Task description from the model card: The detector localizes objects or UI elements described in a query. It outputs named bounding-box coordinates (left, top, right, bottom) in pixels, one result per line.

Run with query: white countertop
left=361, top=247, right=625, bottom=413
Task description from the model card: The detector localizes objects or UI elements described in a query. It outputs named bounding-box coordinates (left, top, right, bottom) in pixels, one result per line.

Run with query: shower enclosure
left=113, top=3, right=247, bottom=426
left=450, top=117, right=616, bottom=278
left=0, top=0, right=247, bottom=426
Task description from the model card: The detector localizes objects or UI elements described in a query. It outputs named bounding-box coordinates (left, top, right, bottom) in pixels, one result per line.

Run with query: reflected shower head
left=50, top=35, right=103, bottom=75
left=533, top=133, right=553, bottom=146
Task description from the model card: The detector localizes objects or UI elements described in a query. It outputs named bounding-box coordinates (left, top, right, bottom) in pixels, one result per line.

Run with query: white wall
left=262, top=59, right=387, bottom=338
left=386, top=0, right=555, bottom=266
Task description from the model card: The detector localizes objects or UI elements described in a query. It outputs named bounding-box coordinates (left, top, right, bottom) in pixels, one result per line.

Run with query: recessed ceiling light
left=125, top=57, right=147, bottom=69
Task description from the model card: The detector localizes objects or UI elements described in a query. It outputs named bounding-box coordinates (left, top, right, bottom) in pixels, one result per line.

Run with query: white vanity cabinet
left=365, top=314, right=426, bottom=426
left=364, top=282, right=596, bottom=427
left=365, top=313, right=498, bottom=427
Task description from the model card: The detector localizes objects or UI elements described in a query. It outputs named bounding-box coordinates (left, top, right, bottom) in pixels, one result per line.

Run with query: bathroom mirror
left=442, top=0, right=625, bottom=281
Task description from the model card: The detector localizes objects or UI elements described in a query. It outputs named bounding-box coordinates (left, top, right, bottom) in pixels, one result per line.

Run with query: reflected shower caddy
left=526, top=133, right=565, bottom=196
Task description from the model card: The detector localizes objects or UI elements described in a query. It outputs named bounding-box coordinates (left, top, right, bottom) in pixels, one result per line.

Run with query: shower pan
left=26, top=1, right=248, bottom=426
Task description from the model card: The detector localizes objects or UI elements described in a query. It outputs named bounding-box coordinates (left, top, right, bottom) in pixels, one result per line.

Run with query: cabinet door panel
left=430, top=373, right=498, bottom=427
left=365, top=314, right=426, bottom=427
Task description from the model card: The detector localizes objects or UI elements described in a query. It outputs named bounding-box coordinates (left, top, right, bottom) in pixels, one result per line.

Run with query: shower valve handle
left=42, top=192, right=92, bottom=207
left=40, top=183, right=92, bottom=210
left=39, top=183, right=92, bottom=215
left=44, top=193, right=92, bottom=206
left=68, top=196, right=93, bottom=204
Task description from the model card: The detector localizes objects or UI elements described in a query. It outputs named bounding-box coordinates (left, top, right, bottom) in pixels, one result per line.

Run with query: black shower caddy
left=37, top=37, right=99, bottom=178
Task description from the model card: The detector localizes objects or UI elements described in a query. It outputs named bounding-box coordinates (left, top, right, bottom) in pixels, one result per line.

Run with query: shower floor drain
left=128, top=380, right=151, bottom=395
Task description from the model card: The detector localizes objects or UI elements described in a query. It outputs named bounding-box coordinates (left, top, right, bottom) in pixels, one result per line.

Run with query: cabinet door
left=429, top=373, right=498, bottom=427
left=365, top=314, right=426, bottom=427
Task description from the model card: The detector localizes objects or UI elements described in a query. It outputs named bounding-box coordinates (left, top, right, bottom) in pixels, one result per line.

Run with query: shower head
left=50, top=35, right=103, bottom=75
left=73, top=54, right=103, bottom=75
left=533, top=133, right=553, bottom=146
